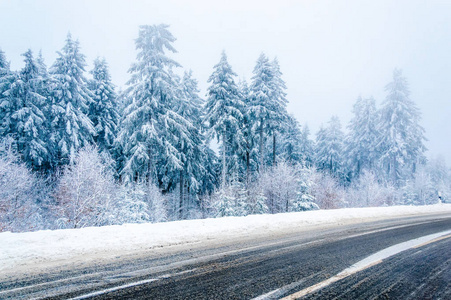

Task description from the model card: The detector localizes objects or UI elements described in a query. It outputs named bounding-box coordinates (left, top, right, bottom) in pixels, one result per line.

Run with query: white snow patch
left=1, top=204, right=450, bottom=273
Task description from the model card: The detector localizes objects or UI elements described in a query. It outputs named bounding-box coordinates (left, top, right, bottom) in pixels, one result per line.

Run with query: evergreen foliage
left=204, top=51, right=244, bottom=188
left=315, top=116, right=345, bottom=180
left=346, top=96, right=379, bottom=180
left=88, top=57, right=119, bottom=154
left=49, top=33, right=96, bottom=166
left=378, top=69, right=427, bottom=185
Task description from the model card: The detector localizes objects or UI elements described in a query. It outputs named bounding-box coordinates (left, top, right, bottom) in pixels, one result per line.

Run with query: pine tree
left=117, top=24, right=192, bottom=193
left=10, top=50, right=48, bottom=169
left=378, top=69, right=427, bottom=185
left=269, top=57, right=288, bottom=165
left=204, top=51, right=244, bottom=189
left=49, top=33, right=95, bottom=166
left=249, top=53, right=273, bottom=171
left=173, top=70, right=210, bottom=218
left=88, top=57, right=119, bottom=154
left=249, top=53, right=287, bottom=171
left=315, top=116, right=345, bottom=180
left=0, top=49, right=16, bottom=139
left=279, top=114, right=303, bottom=164
left=346, top=96, right=379, bottom=179
left=239, top=78, right=257, bottom=185
left=299, top=124, right=315, bottom=166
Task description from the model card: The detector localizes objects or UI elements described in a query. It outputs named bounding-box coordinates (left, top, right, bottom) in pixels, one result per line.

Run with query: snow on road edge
left=1, top=204, right=450, bottom=273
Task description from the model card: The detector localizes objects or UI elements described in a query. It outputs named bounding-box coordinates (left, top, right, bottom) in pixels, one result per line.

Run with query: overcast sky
left=1, top=0, right=450, bottom=163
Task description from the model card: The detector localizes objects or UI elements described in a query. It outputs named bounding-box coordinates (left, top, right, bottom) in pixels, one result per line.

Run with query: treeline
left=0, top=24, right=449, bottom=232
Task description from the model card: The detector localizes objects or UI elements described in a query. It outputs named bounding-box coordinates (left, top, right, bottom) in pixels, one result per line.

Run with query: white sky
left=1, top=0, right=450, bottom=163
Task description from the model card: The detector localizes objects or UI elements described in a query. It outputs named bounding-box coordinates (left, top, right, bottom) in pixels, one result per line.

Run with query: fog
left=1, top=0, right=450, bottom=162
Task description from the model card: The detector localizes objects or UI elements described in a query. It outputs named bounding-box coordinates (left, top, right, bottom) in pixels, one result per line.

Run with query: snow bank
left=1, top=204, right=450, bottom=273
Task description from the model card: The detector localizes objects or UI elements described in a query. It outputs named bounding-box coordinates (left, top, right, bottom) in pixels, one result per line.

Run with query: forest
left=0, top=24, right=449, bottom=233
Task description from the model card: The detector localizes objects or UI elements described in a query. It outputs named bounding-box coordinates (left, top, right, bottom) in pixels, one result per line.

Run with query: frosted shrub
left=311, top=172, right=345, bottom=209
left=0, top=139, right=42, bottom=232
left=54, top=145, right=116, bottom=228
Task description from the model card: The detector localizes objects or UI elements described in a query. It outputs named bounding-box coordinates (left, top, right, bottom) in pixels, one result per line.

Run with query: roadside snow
left=1, top=204, right=450, bottom=274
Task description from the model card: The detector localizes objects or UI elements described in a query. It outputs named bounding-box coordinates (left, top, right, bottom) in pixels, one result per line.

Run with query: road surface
left=0, top=213, right=450, bottom=299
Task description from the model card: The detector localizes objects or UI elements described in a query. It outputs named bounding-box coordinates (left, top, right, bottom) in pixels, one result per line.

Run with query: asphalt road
left=1, top=213, right=450, bottom=300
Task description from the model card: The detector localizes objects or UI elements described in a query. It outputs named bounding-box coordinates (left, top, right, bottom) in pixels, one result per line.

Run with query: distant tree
left=347, top=170, right=387, bottom=207
left=378, top=69, right=427, bottom=185
left=315, top=116, right=345, bottom=180
left=269, top=57, right=288, bottom=165
left=88, top=57, right=119, bottom=154
left=345, top=96, right=379, bottom=180
left=239, top=78, right=257, bottom=185
left=279, top=115, right=303, bottom=164
left=204, top=51, right=244, bottom=188
left=299, top=124, right=315, bottom=166
left=311, top=171, right=344, bottom=209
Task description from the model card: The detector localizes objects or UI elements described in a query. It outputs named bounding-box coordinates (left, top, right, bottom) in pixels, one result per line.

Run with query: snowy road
left=0, top=211, right=450, bottom=299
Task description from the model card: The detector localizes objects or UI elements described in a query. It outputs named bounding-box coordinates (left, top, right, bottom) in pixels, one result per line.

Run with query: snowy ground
left=1, top=204, right=451, bottom=275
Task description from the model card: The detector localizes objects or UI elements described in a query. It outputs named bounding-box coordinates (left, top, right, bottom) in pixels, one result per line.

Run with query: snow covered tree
left=315, top=116, right=345, bottom=180
left=426, top=156, right=451, bottom=203
left=204, top=51, right=244, bottom=188
left=54, top=146, right=116, bottom=228
left=299, top=124, right=315, bottom=166
left=311, top=171, right=344, bottom=209
left=171, top=70, right=210, bottom=218
left=6, top=50, right=49, bottom=170
left=347, top=170, right=387, bottom=207
left=238, top=78, right=258, bottom=186
left=49, top=33, right=95, bottom=167
left=279, top=115, right=304, bottom=164
left=378, top=69, right=427, bottom=185
left=0, top=49, right=17, bottom=139
left=249, top=53, right=288, bottom=170
left=88, top=57, right=119, bottom=154
left=403, top=165, right=436, bottom=205
left=115, top=181, right=151, bottom=224
left=269, top=57, right=288, bottom=165
left=117, top=24, right=193, bottom=195
left=292, top=164, right=319, bottom=211
left=0, top=138, right=43, bottom=232
left=345, top=96, right=379, bottom=180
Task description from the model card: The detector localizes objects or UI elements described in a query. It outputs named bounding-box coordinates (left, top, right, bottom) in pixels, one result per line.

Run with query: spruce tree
left=117, top=24, right=192, bottom=194
left=49, top=33, right=95, bottom=166
left=88, top=57, right=119, bottom=154
left=0, top=49, right=15, bottom=138
left=279, top=114, right=303, bottom=164
left=11, top=50, right=48, bottom=169
left=315, top=116, right=345, bottom=179
left=204, top=51, right=244, bottom=188
left=378, top=69, right=427, bottom=185
left=249, top=53, right=288, bottom=170
left=249, top=53, right=273, bottom=171
left=269, top=57, right=288, bottom=165
left=346, top=96, right=379, bottom=180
